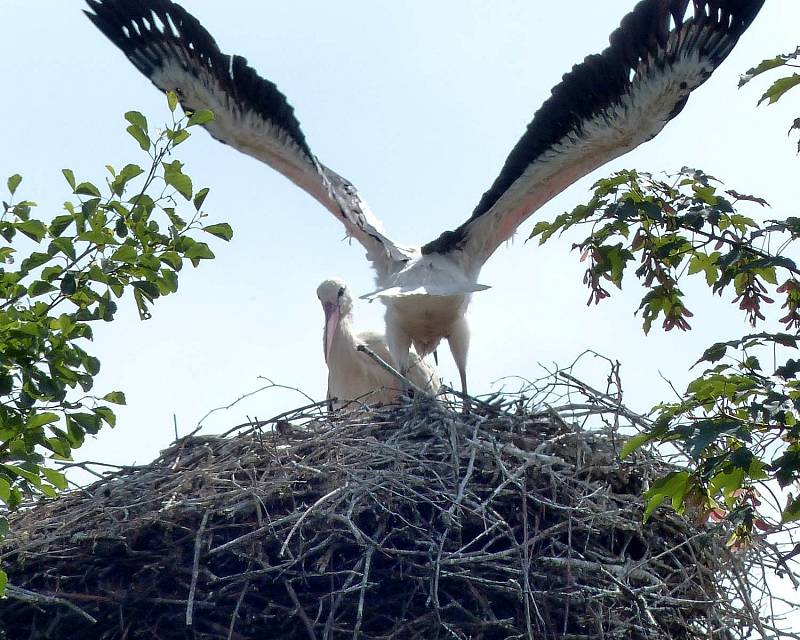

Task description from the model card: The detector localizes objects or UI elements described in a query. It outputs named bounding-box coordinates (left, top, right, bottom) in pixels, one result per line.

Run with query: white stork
left=317, top=278, right=440, bottom=410
left=85, top=0, right=763, bottom=404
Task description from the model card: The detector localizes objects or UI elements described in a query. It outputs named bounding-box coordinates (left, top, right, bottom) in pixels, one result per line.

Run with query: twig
left=284, top=579, right=317, bottom=640
left=227, top=579, right=249, bottom=640
left=280, top=486, right=347, bottom=557
left=356, top=344, right=431, bottom=397
left=198, top=378, right=316, bottom=429
left=4, top=585, right=98, bottom=624
left=186, top=510, right=210, bottom=627
left=353, top=543, right=377, bottom=640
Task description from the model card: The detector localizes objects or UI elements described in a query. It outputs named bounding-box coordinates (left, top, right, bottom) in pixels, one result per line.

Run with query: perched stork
left=317, top=278, right=440, bottom=410
left=85, top=0, right=763, bottom=403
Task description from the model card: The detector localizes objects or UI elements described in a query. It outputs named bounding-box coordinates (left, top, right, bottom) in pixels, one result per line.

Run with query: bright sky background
left=2, top=2, right=798, bottom=473
left=2, top=0, right=800, bottom=630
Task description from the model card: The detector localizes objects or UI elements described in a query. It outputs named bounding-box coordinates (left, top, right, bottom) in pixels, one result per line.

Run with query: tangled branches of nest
left=0, top=385, right=761, bottom=639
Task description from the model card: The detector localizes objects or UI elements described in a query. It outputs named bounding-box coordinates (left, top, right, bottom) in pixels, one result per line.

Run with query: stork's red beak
left=322, top=301, right=340, bottom=364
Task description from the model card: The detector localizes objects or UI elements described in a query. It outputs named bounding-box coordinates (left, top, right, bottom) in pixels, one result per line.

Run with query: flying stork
left=85, top=0, right=764, bottom=406
left=317, top=279, right=440, bottom=410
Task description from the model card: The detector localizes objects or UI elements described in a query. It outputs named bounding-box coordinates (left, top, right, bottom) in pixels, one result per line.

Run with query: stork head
left=316, top=278, right=353, bottom=363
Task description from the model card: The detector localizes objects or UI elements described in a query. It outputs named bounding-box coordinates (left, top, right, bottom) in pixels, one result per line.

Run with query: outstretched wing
left=422, top=0, right=764, bottom=267
left=84, top=0, right=410, bottom=279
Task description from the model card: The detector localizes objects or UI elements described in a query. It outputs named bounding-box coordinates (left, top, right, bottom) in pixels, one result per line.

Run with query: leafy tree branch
left=0, top=94, right=231, bottom=591
left=740, top=45, right=800, bottom=151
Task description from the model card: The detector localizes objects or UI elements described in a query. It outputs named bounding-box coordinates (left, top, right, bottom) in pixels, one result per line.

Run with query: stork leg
left=447, top=317, right=470, bottom=413
left=385, top=313, right=412, bottom=391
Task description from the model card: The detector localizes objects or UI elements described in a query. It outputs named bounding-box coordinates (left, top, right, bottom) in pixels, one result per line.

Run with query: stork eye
left=337, top=287, right=345, bottom=298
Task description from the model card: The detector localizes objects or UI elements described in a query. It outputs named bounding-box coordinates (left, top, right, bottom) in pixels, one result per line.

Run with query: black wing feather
left=422, top=0, right=763, bottom=257
left=84, top=0, right=313, bottom=159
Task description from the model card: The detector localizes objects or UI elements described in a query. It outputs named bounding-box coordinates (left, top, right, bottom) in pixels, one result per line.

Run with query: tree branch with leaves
left=0, top=93, right=231, bottom=591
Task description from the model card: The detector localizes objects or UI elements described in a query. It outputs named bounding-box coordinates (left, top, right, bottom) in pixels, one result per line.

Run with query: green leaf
left=126, top=124, right=150, bottom=152
left=38, top=264, right=61, bottom=280
left=132, top=281, right=161, bottom=302
left=75, top=182, right=101, bottom=197
left=124, top=111, right=148, bottom=133
left=193, top=187, right=209, bottom=211
left=20, top=251, right=52, bottom=273
left=0, top=247, right=16, bottom=263
left=41, top=467, right=68, bottom=490
left=16, top=219, right=47, bottom=242
left=644, top=471, right=690, bottom=521
left=167, top=90, right=179, bottom=112
left=709, top=467, right=745, bottom=508
left=51, top=237, right=76, bottom=260
left=687, top=252, right=720, bottom=287
left=62, top=168, right=76, bottom=190
left=110, top=244, right=138, bottom=264
left=49, top=214, right=74, bottom=237
left=187, top=109, right=215, bottom=126
left=60, top=273, right=77, bottom=295
left=76, top=229, right=117, bottom=246
left=69, top=412, right=102, bottom=435
left=0, top=223, right=16, bottom=243
left=185, top=243, right=215, bottom=262
left=7, top=174, right=22, bottom=196
left=27, top=280, right=57, bottom=297
left=620, top=432, right=651, bottom=459
left=168, top=128, right=191, bottom=146
left=102, top=391, right=126, bottom=405
left=162, top=161, right=193, bottom=200
left=758, top=74, right=800, bottom=105
left=740, top=56, right=791, bottom=87
left=696, top=342, right=728, bottom=366
left=529, top=220, right=553, bottom=244
left=692, top=184, right=717, bottom=205
left=40, top=484, right=57, bottom=498
left=3, top=464, right=42, bottom=487
left=45, top=437, right=70, bottom=458
left=114, top=217, right=129, bottom=239
left=26, top=412, right=60, bottom=430
left=111, top=163, right=144, bottom=196
left=94, top=406, right=117, bottom=428
left=783, top=495, right=800, bottom=523
left=0, top=569, right=7, bottom=595
left=157, top=269, right=179, bottom=294
left=159, top=251, right=183, bottom=270
left=202, top=223, right=233, bottom=241
left=83, top=355, right=101, bottom=376
left=686, top=419, right=747, bottom=459
left=164, top=208, right=186, bottom=230
left=0, top=478, right=10, bottom=504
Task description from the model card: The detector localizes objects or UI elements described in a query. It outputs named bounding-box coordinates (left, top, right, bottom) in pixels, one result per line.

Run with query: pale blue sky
left=1, top=1, right=798, bottom=473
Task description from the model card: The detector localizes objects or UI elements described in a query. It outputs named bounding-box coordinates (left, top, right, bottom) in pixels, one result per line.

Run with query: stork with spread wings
left=85, top=0, right=764, bottom=404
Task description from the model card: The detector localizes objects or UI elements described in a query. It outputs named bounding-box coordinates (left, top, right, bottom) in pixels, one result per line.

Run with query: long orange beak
left=322, top=301, right=340, bottom=364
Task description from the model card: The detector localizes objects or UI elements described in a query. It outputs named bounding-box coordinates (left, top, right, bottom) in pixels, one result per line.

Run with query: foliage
left=531, top=122, right=800, bottom=548
left=634, top=331, right=798, bottom=546
left=530, top=167, right=790, bottom=334
left=739, top=46, right=800, bottom=151
left=0, top=94, right=231, bottom=588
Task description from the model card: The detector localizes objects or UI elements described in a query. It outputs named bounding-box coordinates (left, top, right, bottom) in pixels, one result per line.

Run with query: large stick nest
left=0, top=390, right=757, bottom=639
